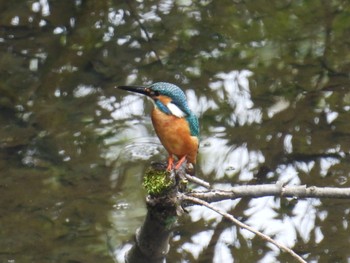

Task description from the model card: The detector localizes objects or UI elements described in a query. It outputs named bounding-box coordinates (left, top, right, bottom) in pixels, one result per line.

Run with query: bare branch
left=181, top=194, right=307, bottom=263
left=187, top=183, right=350, bottom=203
left=184, top=173, right=211, bottom=189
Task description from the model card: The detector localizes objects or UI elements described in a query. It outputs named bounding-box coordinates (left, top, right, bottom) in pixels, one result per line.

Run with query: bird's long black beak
left=118, top=86, right=151, bottom=96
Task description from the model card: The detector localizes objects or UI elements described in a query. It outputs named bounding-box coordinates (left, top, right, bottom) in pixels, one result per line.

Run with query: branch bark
left=125, top=195, right=178, bottom=263
left=186, top=183, right=350, bottom=203
left=126, top=164, right=179, bottom=263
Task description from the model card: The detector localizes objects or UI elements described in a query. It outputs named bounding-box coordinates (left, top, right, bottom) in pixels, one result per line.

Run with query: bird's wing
left=186, top=114, right=200, bottom=137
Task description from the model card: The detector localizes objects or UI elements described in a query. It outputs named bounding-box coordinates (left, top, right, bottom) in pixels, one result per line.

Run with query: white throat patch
left=167, top=102, right=186, bottom=118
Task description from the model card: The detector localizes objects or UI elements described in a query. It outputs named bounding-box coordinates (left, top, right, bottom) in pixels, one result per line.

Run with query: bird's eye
left=150, top=90, right=159, bottom=97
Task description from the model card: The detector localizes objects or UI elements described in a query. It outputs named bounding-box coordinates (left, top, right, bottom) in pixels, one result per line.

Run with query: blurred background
left=1, top=0, right=350, bottom=262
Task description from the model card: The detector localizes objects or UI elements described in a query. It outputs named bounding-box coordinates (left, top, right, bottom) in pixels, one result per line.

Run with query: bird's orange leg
left=166, top=155, right=174, bottom=171
left=175, top=155, right=187, bottom=170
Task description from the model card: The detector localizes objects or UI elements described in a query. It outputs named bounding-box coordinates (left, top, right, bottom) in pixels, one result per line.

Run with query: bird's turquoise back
left=186, top=114, right=199, bottom=138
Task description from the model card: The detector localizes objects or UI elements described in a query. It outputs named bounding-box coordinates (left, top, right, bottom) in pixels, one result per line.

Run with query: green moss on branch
left=143, top=168, right=174, bottom=196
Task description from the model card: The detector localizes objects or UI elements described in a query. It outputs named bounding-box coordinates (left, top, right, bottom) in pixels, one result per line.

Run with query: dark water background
left=1, top=1, right=350, bottom=262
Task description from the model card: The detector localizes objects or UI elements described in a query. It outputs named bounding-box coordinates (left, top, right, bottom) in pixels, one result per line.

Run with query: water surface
left=1, top=1, right=350, bottom=262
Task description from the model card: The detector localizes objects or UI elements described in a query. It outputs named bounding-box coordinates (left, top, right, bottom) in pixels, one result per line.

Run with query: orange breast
left=151, top=107, right=198, bottom=164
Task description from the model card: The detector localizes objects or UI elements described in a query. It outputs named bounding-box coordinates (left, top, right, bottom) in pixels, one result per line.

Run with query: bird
left=118, top=82, right=199, bottom=171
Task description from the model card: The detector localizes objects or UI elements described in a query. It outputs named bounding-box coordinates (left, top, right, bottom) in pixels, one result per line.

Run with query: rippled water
left=1, top=1, right=350, bottom=262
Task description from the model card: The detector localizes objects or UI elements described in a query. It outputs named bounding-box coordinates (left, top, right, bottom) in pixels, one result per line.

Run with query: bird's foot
left=166, top=155, right=175, bottom=171
left=167, top=155, right=190, bottom=172
left=174, top=155, right=187, bottom=170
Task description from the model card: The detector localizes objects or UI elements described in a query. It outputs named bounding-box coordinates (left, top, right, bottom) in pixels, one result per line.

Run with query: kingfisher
left=118, top=82, right=199, bottom=171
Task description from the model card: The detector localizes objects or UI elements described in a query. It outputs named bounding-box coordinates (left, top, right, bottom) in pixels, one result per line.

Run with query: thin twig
left=174, top=161, right=211, bottom=189
left=184, top=173, right=211, bottom=189
left=181, top=194, right=307, bottom=263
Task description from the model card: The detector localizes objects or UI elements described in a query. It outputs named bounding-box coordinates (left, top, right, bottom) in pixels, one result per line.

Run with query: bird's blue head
left=119, top=82, right=191, bottom=115
left=118, top=82, right=199, bottom=137
left=148, top=82, right=192, bottom=115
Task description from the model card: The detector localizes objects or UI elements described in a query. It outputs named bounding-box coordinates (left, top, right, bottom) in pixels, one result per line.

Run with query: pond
left=1, top=1, right=350, bottom=262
